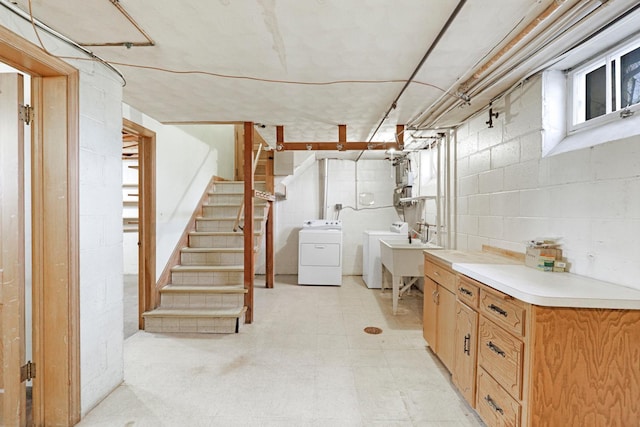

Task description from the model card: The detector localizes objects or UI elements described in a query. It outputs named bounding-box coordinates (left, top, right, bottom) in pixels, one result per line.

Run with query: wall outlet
left=335, top=203, right=342, bottom=211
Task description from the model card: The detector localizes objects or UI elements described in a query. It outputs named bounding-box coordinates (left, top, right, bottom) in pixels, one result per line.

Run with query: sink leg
left=392, top=274, right=399, bottom=315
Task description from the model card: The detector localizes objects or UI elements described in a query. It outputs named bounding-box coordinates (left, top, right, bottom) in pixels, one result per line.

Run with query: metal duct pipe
left=415, top=0, right=609, bottom=128
left=319, top=158, right=329, bottom=219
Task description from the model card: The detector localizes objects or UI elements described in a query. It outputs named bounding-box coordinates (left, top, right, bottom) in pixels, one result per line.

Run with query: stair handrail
left=233, top=143, right=263, bottom=232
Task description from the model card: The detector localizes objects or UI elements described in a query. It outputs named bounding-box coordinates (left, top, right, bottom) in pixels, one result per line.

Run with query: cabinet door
left=423, top=276, right=438, bottom=351
left=452, top=301, right=478, bottom=406
left=436, top=286, right=456, bottom=372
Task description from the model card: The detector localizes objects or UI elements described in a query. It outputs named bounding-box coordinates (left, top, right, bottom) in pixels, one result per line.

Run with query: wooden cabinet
left=423, top=257, right=457, bottom=372
left=423, top=277, right=437, bottom=348
left=424, top=250, right=640, bottom=426
left=452, top=300, right=478, bottom=406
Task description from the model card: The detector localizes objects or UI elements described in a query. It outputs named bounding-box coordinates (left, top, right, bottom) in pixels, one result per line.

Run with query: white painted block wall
left=274, top=158, right=399, bottom=275
left=77, top=61, right=125, bottom=414
left=456, top=74, right=640, bottom=291
left=0, top=11, right=128, bottom=415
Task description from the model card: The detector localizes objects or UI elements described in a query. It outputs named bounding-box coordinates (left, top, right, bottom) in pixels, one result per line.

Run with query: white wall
left=77, top=61, right=125, bottom=414
left=274, top=162, right=320, bottom=274
left=274, top=158, right=399, bottom=275
left=456, top=74, right=640, bottom=291
left=326, top=159, right=398, bottom=274
left=122, top=105, right=234, bottom=279
left=176, top=125, right=235, bottom=180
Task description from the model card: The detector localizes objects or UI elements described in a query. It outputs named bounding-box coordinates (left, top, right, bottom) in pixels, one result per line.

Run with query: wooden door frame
left=122, top=119, right=156, bottom=327
left=0, top=26, right=80, bottom=425
left=0, top=72, right=26, bottom=427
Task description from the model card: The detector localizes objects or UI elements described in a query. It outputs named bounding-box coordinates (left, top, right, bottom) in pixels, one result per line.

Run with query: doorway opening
left=122, top=119, right=156, bottom=331
left=122, top=129, right=140, bottom=338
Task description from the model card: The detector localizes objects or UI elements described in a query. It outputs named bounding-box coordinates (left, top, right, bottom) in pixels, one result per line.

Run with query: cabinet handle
left=488, top=303, right=508, bottom=317
left=435, top=291, right=440, bottom=305
left=459, top=287, right=473, bottom=297
left=487, top=341, right=506, bottom=357
left=432, top=290, right=437, bottom=304
left=463, top=333, right=471, bottom=355
left=433, top=270, right=440, bottom=276
left=484, top=395, right=504, bottom=415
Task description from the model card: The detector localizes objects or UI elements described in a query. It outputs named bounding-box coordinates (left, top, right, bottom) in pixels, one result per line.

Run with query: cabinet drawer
left=478, top=317, right=523, bottom=400
left=424, top=260, right=456, bottom=293
left=457, top=277, right=479, bottom=308
left=480, top=289, right=527, bottom=336
left=477, top=368, right=521, bottom=427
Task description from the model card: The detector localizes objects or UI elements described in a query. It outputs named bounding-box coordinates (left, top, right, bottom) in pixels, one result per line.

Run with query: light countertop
left=453, top=263, right=640, bottom=310
left=423, top=249, right=520, bottom=266
left=422, top=249, right=640, bottom=309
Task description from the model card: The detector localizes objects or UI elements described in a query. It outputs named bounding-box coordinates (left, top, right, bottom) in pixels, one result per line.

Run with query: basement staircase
left=143, top=181, right=269, bottom=333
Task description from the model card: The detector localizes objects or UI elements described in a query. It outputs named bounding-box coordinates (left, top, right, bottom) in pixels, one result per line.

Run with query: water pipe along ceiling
left=8, top=0, right=640, bottom=150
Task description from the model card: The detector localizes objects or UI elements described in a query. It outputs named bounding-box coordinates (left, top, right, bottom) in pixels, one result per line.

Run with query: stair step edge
left=171, top=265, right=244, bottom=272
left=143, top=307, right=247, bottom=318
left=196, top=216, right=266, bottom=221
left=161, top=285, right=247, bottom=294
left=180, top=247, right=259, bottom=254
left=189, top=231, right=263, bottom=236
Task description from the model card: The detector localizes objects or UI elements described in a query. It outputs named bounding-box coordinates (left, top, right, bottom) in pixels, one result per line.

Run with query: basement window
left=569, top=37, right=640, bottom=131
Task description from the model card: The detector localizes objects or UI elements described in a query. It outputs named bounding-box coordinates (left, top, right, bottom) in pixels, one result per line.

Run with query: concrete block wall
left=274, top=158, right=399, bottom=275
left=77, top=60, right=125, bottom=414
left=326, top=159, right=398, bottom=275
left=274, top=162, right=320, bottom=274
left=0, top=11, right=128, bottom=415
left=456, top=74, right=640, bottom=291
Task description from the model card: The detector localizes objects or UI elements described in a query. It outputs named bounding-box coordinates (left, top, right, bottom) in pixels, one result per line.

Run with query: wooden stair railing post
left=233, top=143, right=262, bottom=232
left=243, top=122, right=255, bottom=324
left=265, top=130, right=277, bottom=289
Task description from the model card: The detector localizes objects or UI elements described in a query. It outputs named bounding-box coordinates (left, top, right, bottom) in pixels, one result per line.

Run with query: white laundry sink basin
left=379, top=239, right=442, bottom=314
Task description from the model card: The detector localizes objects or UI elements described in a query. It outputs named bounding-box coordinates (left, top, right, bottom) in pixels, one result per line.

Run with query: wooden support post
left=338, top=124, right=347, bottom=143
left=276, top=125, right=284, bottom=145
left=397, top=124, right=405, bottom=147
left=243, top=122, right=254, bottom=323
left=265, top=151, right=275, bottom=289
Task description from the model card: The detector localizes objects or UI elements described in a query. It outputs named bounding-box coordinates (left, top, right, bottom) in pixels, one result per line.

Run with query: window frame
left=568, top=37, right=640, bottom=135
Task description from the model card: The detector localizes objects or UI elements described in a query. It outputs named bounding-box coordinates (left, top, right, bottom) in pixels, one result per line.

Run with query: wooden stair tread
left=161, top=285, right=247, bottom=294
left=171, top=265, right=243, bottom=272
left=215, top=181, right=265, bottom=184
left=188, top=231, right=262, bottom=236
left=181, top=247, right=244, bottom=253
left=143, top=307, right=247, bottom=318
left=196, top=216, right=265, bottom=221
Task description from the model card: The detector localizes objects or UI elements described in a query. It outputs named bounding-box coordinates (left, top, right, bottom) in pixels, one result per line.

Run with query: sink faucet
left=413, top=222, right=431, bottom=244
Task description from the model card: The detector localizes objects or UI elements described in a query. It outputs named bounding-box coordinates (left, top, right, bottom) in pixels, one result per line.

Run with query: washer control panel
left=303, top=219, right=342, bottom=230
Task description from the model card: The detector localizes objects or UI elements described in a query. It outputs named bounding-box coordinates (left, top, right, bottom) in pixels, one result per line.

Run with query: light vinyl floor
left=79, top=275, right=483, bottom=427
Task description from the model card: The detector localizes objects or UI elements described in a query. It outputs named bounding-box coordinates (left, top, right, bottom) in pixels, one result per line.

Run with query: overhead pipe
left=457, top=0, right=566, bottom=94
left=362, top=0, right=468, bottom=152
left=416, top=0, right=610, bottom=128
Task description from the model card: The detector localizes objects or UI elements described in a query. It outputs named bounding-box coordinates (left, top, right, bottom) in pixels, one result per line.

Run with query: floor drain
left=364, top=326, right=383, bottom=335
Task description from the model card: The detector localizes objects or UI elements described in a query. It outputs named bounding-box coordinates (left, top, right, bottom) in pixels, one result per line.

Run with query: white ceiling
left=9, top=0, right=640, bottom=148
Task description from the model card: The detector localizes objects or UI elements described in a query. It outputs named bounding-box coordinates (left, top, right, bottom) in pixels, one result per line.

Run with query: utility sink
left=379, top=239, right=442, bottom=314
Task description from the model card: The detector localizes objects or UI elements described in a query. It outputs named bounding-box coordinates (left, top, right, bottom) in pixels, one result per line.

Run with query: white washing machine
left=362, top=222, right=408, bottom=289
left=298, top=220, right=343, bottom=286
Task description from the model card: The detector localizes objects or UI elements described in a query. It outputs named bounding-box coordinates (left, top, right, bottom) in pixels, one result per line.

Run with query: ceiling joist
left=274, top=124, right=404, bottom=151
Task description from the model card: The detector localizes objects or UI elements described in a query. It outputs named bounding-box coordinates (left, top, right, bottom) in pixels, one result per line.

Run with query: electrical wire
left=0, top=0, right=127, bottom=86
left=15, top=0, right=463, bottom=96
